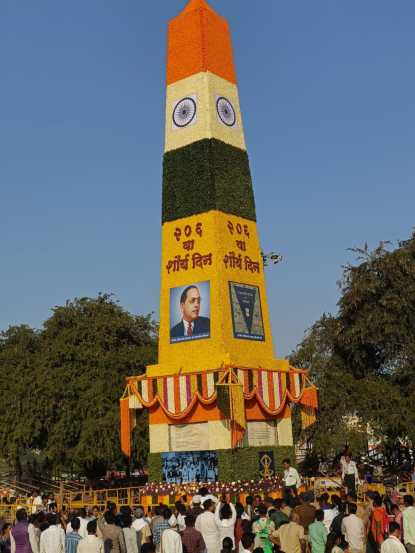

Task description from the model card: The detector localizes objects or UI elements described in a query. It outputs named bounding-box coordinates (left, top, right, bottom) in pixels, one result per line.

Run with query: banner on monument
left=170, top=281, right=211, bottom=343
left=229, top=282, right=265, bottom=341
left=162, top=451, right=218, bottom=483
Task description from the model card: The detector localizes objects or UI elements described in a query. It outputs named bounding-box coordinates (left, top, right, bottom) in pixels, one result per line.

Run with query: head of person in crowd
left=331, top=495, right=341, bottom=508
left=120, top=506, right=132, bottom=516
left=263, top=497, right=274, bottom=510
left=241, top=532, right=256, bottom=553
left=388, top=522, right=401, bottom=538
left=319, top=493, right=330, bottom=508
left=219, top=503, right=232, bottom=520
left=79, top=507, right=88, bottom=519
left=246, top=496, right=254, bottom=507
left=87, top=519, right=97, bottom=536
left=92, top=505, right=100, bottom=519
left=199, top=487, right=209, bottom=498
left=221, top=537, right=233, bottom=553
left=162, top=508, right=172, bottom=521
left=48, top=502, right=57, bottom=514
left=176, top=502, right=187, bottom=516
left=257, top=504, right=268, bottom=518
left=254, top=495, right=262, bottom=507
left=346, top=493, right=357, bottom=503
left=315, top=509, right=324, bottom=523
left=373, top=496, right=383, bottom=508
left=122, top=514, right=133, bottom=528
left=404, top=495, right=414, bottom=508
left=273, top=499, right=283, bottom=511
left=203, top=499, right=215, bottom=513
left=185, top=514, right=196, bottom=528
left=282, top=458, right=292, bottom=470
left=46, top=513, right=58, bottom=526
left=141, top=543, right=156, bottom=553
left=16, top=508, right=28, bottom=523
left=154, top=505, right=162, bottom=517
left=1, top=523, right=11, bottom=540
left=325, top=532, right=342, bottom=553
left=70, top=517, right=81, bottom=532
left=348, top=503, right=357, bottom=515
left=104, top=511, right=116, bottom=526
left=135, top=507, right=145, bottom=520
left=107, top=501, right=117, bottom=516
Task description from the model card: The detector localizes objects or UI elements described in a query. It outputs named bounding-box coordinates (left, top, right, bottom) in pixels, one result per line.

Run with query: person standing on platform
left=195, top=500, right=219, bottom=553
left=341, top=456, right=359, bottom=498
left=403, top=495, right=415, bottom=553
left=282, top=459, right=301, bottom=507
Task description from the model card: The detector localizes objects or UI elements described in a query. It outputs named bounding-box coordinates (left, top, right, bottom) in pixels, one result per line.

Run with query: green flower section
left=162, top=139, right=256, bottom=223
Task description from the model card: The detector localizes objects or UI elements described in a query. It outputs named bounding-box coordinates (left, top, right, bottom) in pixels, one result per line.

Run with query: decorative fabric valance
left=120, top=365, right=318, bottom=457
left=123, top=365, right=317, bottom=419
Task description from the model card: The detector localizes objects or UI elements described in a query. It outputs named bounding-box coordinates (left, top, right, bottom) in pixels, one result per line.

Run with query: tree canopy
left=0, top=294, right=157, bottom=479
left=290, top=231, right=415, bottom=461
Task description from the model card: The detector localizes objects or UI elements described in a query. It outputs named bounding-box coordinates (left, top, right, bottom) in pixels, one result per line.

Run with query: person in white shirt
left=195, top=499, right=220, bottom=553
left=67, top=508, right=89, bottom=539
left=32, top=492, right=43, bottom=515
left=161, top=528, right=182, bottom=553
left=39, top=513, right=65, bottom=553
left=403, top=495, right=415, bottom=553
left=341, top=503, right=365, bottom=553
left=78, top=520, right=104, bottom=553
left=132, top=508, right=152, bottom=549
left=341, top=456, right=360, bottom=498
left=282, top=459, right=301, bottom=507
left=214, top=501, right=237, bottom=548
left=381, top=522, right=406, bottom=553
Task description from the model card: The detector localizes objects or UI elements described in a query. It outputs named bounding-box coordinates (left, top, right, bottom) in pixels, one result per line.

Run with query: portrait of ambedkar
left=170, top=284, right=210, bottom=341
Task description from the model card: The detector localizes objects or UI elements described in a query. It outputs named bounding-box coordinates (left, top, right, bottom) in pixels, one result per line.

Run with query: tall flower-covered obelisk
left=121, top=0, right=318, bottom=481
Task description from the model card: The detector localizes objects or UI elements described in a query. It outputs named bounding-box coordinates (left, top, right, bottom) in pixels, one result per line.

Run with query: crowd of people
left=1, top=481, right=415, bottom=553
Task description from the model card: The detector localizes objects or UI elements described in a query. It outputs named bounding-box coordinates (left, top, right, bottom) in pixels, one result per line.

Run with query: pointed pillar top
left=167, top=0, right=236, bottom=85
left=182, top=0, right=215, bottom=14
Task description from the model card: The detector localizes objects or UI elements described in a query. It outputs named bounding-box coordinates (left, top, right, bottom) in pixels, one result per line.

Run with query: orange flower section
left=166, top=5, right=237, bottom=85
left=120, top=397, right=132, bottom=457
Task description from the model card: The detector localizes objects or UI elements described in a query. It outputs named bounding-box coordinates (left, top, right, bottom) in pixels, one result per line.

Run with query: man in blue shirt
left=65, top=517, right=82, bottom=553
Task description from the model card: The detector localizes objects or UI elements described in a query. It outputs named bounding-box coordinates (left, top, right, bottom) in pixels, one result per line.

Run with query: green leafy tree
left=290, top=231, right=415, bottom=459
left=0, top=325, right=44, bottom=478
left=36, top=294, right=157, bottom=479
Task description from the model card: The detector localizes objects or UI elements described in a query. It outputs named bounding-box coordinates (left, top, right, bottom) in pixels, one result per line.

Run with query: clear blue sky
left=1, top=0, right=414, bottom=357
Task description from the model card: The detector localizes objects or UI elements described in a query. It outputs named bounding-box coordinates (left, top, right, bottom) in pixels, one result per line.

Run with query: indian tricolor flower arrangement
left=121, top=0, right=318, bottom=475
